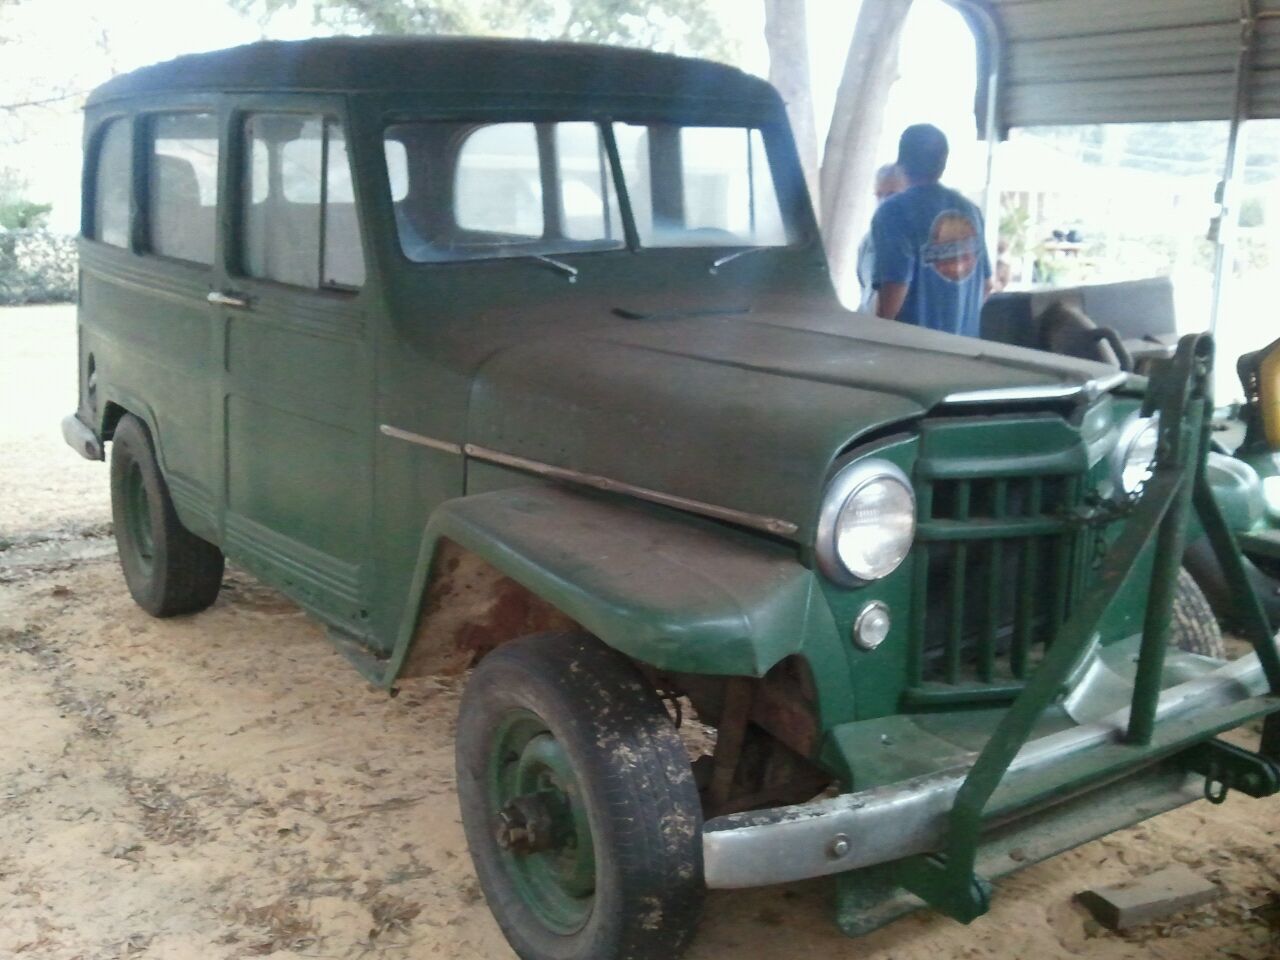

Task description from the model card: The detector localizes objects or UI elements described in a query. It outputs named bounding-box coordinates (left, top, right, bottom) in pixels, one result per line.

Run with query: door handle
left=207, top=290, right=250, bottom=309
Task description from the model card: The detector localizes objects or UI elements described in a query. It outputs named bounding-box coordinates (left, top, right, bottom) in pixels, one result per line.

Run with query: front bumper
left=62, top=413, right=103, bottom=461
left=702, top=647, right=1279, bottom=889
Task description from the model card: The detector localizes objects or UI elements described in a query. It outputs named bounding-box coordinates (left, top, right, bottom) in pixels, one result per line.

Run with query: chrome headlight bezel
left=1111, top=412, right=1161, bottom=496
left=816, top=458, right=916, bottom=586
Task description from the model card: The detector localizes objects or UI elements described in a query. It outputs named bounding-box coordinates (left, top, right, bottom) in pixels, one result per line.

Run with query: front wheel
left=456, top=632, right=704, bottom=960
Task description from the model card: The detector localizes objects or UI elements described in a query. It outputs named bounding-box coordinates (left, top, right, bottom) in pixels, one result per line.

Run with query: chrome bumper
left=61, top=413, right=103, bottom=461
left=702, top=650, right=1275, bottom=889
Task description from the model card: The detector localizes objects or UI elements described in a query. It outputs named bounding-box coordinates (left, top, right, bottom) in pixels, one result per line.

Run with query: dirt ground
left=3, top=303, right=1280, bottom=960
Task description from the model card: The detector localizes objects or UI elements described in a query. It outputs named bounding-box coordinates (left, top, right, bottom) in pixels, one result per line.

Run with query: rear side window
left=92, top=118, right=132, bottom=247
left=148, top=112, right=219, bottom=264
left=241, top=113, right=365, bottom=289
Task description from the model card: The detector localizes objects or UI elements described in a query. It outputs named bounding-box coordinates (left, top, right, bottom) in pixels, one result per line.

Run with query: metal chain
left=1080, top=477, right=1145, bottom=571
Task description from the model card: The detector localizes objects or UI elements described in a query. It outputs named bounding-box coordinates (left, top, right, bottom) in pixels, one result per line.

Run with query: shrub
left=0, top=229, right=78, bottom=305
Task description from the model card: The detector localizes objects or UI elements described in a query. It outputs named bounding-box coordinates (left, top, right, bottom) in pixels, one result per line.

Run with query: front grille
left=905, top=415, right=1101, bottom=701
left=912, top=474, right=1084, bottom=690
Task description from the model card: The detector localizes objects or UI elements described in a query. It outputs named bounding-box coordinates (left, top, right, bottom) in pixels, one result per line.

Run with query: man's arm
left=871, top=202, right=914, bottom=321
left=877, top=282, right=908, bottom=320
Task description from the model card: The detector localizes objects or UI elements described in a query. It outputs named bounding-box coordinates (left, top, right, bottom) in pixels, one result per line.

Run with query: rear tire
left=1169, top=567, right=1226, bottom=658
left=456, top=632, right=704, bottom=960
left=110, top=413, right=223, bottom=616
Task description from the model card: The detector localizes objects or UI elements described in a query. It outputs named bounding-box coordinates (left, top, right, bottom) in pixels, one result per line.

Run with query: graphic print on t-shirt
left=921, top=210, right=980, bottom=282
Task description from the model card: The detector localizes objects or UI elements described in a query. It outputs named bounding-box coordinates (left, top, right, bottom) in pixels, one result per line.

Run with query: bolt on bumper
left=701, top=649, right=1278, bottom=889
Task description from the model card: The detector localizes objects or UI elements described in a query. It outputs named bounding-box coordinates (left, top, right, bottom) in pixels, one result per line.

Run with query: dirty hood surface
left=463, top=306, right=1119, bottom=539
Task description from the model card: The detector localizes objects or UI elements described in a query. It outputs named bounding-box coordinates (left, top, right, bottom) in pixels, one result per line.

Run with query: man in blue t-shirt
left=872, top=124, right=991, bottom=337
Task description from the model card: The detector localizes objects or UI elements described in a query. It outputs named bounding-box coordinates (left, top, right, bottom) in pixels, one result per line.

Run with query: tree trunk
left=764, top=0, right=819, bottom=207
left=819, top=0, right=913, bottom=303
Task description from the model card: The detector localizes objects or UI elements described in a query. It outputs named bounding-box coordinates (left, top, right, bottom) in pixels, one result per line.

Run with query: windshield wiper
left=709, top=247, right=769, bottom=275
left=526, top=254, right=579, bottom=283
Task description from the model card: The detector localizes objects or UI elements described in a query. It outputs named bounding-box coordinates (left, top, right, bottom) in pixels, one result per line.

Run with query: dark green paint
left=70, top=37, right=1280, bottom=941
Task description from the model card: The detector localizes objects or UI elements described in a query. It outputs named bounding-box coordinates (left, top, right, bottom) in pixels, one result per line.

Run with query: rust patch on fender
left=401, top=540, right=579, bottom=677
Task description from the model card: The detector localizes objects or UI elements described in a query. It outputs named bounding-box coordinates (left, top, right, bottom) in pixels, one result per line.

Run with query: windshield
left=383, top=119, right=791, bottom=264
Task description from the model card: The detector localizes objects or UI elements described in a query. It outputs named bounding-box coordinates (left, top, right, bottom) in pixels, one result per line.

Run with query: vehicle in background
left=980, top=282, right=1280, bottom=631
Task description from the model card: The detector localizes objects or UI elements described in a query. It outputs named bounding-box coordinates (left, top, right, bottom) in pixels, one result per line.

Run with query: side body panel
left=216, top=93, right=378, bottom=634
left=80, top=94, right=223, bottom=542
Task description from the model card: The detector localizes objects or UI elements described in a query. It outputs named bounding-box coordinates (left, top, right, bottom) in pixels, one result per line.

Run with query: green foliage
left=0, top=229, right=77, bottom=304
left=997, top=194, right=1030, bottom=260
left=0, top=198, right=51, bottom=229
left=1239, top=194, right=1265, bottom=229
left=235, top=0, right=734, bottom=60
left=0, top=167, right=51, bottom=229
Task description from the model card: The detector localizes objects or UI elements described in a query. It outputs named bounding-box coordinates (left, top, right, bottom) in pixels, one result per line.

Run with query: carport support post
left=1210, top=1, right=1256, bottom=336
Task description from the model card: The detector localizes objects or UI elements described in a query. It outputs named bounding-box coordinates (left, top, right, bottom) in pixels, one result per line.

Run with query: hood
left=464, top=307, right=1124, bottom=539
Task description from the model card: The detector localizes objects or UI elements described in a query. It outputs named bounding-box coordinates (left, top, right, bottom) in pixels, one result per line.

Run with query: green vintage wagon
left=65, top=36, right=1280, bottom=960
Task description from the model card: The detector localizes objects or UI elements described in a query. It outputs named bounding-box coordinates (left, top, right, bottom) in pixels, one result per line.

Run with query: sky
left=0, top=0, right=984, bottom=233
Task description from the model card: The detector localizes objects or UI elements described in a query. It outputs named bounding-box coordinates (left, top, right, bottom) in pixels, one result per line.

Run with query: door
left=213, top=100, right=375, bottom=630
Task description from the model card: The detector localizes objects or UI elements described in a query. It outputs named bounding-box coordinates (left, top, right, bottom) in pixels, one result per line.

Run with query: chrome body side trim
left=701, top=646, right=1276, bottom=889
left=943, top=371, right=1129, bottom=406
left=378, top=424, right=463, bottom=456
left=463, top=444, right=801, bottom=537
left=206, top=290, right=250, bottom=309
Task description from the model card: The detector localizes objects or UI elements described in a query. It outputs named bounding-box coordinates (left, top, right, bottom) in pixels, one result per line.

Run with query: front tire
left=456, top=632, right=704, bottom=960
left=110, top=413, right=224, bottom=616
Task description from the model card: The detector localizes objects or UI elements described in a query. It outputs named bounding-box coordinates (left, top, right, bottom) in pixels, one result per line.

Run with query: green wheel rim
left=488, top=708, right=596, bottom=934
left=124, top=461, right=155, bottom=573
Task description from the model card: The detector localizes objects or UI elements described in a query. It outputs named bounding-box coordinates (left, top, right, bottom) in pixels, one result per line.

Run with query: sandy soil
left=3, top=304, right=1280, bottom=959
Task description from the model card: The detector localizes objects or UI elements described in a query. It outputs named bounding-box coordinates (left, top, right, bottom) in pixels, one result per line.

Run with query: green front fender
left=383, top=484, right=847, bottom=685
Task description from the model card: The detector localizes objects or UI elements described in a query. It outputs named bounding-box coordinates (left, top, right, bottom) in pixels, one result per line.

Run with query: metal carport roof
left=948, top=1, right=1276, bottom=135
left=943, top=1, right=1276, bottom=336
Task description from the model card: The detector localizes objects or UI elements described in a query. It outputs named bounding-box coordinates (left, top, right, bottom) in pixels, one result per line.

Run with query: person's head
left=874, top=163, right=907, bottom=204
left=897, top=124, right=949, bottom=184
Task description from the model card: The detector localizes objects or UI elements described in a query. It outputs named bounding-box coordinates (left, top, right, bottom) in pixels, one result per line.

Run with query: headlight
left=816, top=459, right=916, bottom=584
left=1112, top=413, right=1160, bottom=495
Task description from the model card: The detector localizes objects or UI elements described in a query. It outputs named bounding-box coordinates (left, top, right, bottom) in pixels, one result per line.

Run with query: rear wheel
left=110, top=414, right=224, bottom=616
left=1169, top=567, right=1226, bottom=659
left=456, top=632, right=704, bottom=960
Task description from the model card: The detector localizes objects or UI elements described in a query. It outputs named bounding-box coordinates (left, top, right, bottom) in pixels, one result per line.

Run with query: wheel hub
left=494, top=793, right=558, bottom=855
left=488, top=714, right=597, bottom=933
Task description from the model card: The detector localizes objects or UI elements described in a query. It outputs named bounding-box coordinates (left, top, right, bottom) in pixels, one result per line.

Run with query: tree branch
left=0, top=90, right=86, bottom=112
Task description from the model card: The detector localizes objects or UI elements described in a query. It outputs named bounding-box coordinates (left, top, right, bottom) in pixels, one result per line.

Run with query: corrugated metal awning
left=948, top=0, right=1280, bottom=134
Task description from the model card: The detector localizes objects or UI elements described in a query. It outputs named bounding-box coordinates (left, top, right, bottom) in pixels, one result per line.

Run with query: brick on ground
left=1075, top=864, right=1221, bottom=931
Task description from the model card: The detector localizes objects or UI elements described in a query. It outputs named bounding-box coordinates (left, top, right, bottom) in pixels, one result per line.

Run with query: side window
left=92, top=118, right=132, bottom=247
left=384, top=140, right=409, bottom=201
left=241, top=113, right=365, bottom=289
left=322, top=124, right=365, bottom=288
left=147, top=112, right=219, bottom=264
left=455, top=122, right=543, bottom=238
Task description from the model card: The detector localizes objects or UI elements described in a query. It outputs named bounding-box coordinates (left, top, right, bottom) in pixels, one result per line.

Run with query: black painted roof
left=87, top=36, right=775, bottom=107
